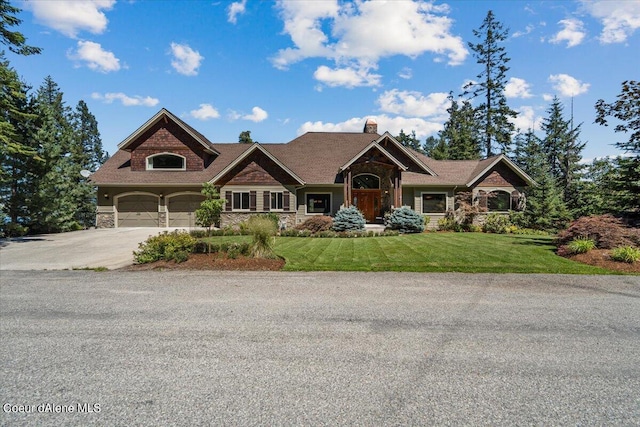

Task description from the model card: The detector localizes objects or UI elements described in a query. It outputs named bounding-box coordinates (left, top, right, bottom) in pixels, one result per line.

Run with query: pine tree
left=0, top=0, right=41, bottom=56
left=396, top=129, right=424, bottom=153
left=595, top=80, right=640, bottom=214
left=423, top=135, right=449, bottom=160
left=439, top=95, right=481, bottom=160
left=464, top=10, right=518, bottom=157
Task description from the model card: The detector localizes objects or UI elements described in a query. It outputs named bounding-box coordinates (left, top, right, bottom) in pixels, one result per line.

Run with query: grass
left=202, top=233, right=621, bottom=274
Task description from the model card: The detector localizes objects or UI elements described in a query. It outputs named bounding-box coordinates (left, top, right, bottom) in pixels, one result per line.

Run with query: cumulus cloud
left=242, top=106, right=268, bottom=122
left=91, top=92, right=159, bottom=107
left=377, top=89, right=449, bottom=118
left=24, top=0, right=115, bottom=38
left=272, top=0, right=467, bottom=88
left=582, top=0, right=640, bottom=43
left=190, top=104, right=220, bottom=120
left=510, top=106, right=543, bottom=132
left=548, top=74, right=590, bottom=97
left=298, top=115, right=443, bottom=140
left=67, top=40, right=120, bottom=73
left=169, top=43, right=204, bottom=76
left=549, top=19, right=586, bottom=47
left=228, top=0, right=247, bottom=24
left=313, top=65, right=381, bottom=88
left=504, top=77, right=533, bottom=99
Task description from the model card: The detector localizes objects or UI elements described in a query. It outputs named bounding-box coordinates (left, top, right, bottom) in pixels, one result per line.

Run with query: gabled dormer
left=118, top=108, right=219, bottom=172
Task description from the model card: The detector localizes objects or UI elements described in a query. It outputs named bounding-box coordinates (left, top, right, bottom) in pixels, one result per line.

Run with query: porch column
left=343, top=171, right=349, bottom=207
left=397, top=171, right=402, bottom=207
left=394, top=173, right=399, bottom=207
left=347, top=170, right=352, bottom=207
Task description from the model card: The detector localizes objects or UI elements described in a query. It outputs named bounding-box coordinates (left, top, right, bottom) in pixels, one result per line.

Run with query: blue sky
left=8, top=0, right=640, bottom=161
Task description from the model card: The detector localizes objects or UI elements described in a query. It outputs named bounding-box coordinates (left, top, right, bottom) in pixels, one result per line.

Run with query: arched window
left=352, top=174, right=380, bottom=189
left=146, top=153, right=186, bottom=170
left=488, top=190, right=511, bottom=211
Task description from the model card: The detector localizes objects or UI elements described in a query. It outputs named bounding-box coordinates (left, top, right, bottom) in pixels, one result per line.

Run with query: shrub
left=246, top=215, right=277, bottom=258
left=385, top=206, right=424, bottom=233
left=133, top=231, right=197, bottom=264
left=482, top=213, right=511, bottom=234
left=296, top=216, right=333, bottom=233
left=566, top=237, right=596, bottom=254
left=332, top=206, right=365, bottom=232
left=556, top=214, right=640, bottom=249
left=610, top=246, right=640, bottom=263
left=437, top=215, right=462, bottom=232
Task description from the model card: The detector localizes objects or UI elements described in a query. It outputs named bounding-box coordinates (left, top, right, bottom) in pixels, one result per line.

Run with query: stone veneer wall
left=97, top=212, right=115, bottom=228
left=220, top=212, right=297, bottom=229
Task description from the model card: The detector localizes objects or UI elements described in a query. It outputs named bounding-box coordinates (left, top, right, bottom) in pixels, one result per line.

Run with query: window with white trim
left=271, top=192, right=284, bottom=210
left=422, top=193, right=447, bottom=213
left=146, top=153, right=185, bottom=170
left=233, top=192, right=250, bottom=210
left=488, top=190, right=511, bottom=211
left=306, top=193, right=331, bottom=214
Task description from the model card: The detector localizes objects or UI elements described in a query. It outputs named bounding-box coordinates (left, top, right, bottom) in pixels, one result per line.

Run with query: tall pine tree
left=439, top=94, right=481, bottom=160
left=464, top=10, right=518, bottom=157
left=396, top=129, right=424, bottom=154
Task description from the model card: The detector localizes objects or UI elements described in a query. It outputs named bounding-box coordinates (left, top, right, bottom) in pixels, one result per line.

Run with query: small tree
left=195, top=183, right=224, bottom=234
left=238, top=130, right=253, bottom=144
left=332, top=206, right=365, bottom=232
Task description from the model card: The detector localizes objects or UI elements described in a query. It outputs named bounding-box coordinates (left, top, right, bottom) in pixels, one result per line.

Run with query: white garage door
left=168, top=195, right=204, bottom=227
left=117, top=195, right=159, bottom=227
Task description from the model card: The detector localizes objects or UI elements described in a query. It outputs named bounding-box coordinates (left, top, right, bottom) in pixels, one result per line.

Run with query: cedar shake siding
left=91, top=108, right=533, bottom=228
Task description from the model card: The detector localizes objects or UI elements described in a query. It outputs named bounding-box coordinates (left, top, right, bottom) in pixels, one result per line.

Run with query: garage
left=117, top=195, right=159, bottom=227
left=168, top=194, right=204, bottom=227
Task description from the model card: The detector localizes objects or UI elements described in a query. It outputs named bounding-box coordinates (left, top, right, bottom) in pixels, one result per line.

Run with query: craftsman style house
left=91, top=108, right=533, bottom=229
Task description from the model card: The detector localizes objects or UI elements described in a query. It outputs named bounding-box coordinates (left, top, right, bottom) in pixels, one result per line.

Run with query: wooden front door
left=352, top=189, right=381, bottom=222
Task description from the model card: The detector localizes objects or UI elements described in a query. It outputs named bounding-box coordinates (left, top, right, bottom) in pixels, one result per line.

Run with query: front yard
left=200, top=233, right=622, bottom=274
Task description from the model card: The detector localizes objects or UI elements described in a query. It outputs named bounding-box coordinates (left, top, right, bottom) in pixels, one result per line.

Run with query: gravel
left=1, top=271, right=639, bottom=426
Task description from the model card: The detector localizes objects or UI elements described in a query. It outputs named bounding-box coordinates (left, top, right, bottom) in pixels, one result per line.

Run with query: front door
left=352, top=189, right=380, bottom=222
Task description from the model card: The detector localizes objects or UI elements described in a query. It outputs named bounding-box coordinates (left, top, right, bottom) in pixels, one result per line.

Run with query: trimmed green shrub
left=332, top=206, right=365, bottom=232
left=133, top=231, right=197, bottom=264
left=610, top=246, right=640, bottom=263
left=567, top=237, right=596, bottom=254
left=437, top=216, right=462, bottom=232
left=482, top=213, right=511, bottom=234
left=385, top=206, right=424, bottom=233
left=246, top=215, right=277, bottom=258
left=296, top=215, right=333, bottom=233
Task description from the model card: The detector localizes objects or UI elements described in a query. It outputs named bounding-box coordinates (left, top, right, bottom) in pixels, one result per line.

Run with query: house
left=91, top=108, right=533, bottom=229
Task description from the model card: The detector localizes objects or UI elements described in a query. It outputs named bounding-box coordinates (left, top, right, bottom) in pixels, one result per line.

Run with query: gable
left=475, top=162, right=528, bottom=187
left=129, top=120, right=211, bottom=172
left=216, top=149, right=302, bottom=186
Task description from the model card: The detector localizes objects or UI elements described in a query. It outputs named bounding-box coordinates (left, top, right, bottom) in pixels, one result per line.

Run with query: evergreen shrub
left=133, top=231, right=197, bottom=264
left=482, top=213, right=511, bottom=234
left=385, top=206, right=424, bottom=233
left=332, top=206, right=365, bottom=232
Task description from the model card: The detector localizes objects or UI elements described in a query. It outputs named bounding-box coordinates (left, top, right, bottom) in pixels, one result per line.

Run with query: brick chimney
left=363, top=118, right=378, bottom=134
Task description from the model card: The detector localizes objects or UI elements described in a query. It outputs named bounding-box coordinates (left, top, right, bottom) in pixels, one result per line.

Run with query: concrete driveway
left=0, top=228, right=187, bottom=270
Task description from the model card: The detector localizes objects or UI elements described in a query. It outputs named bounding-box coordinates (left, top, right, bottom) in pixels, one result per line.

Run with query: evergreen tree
left=396, top=129, right=424, bottom=153
left=423, top=135, right=448, bottom=160
left=595, top=80, right=640, bottom=214
left=439, top=94, right=481, bottom=160
left=464, top=10, right=518, bottom=157
left=0, top=0, right=41, bottom=56
left=540, top=96, right=585, bottom=215
left=579, top=157, right=620, bottom=216
left=238, top=130, right=253, bottom=143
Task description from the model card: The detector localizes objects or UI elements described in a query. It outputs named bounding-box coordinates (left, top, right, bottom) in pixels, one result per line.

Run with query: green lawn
left=204, top=233, right=620, bottom=274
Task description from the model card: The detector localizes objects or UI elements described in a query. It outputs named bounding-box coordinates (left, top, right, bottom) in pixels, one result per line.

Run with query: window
left=233, top=192, right=250, bottom=210
left=352, top=174, right=380, bottom=189
left=306, top=193, right=331, bottom=214
left=422, top=193, right=447, bottom=213
left=146, top=153, right=185, bottom=170
left=271, top=192, right=284, bottom=210
left=488, top=191, right=511, bottom=211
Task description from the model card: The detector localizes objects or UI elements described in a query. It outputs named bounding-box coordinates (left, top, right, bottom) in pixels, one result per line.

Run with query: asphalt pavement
left=1, top=271, right=639, bottom=426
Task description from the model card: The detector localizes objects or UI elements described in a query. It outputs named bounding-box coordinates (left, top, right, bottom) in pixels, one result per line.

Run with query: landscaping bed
left=564, top=249, right=640, bottom=274
left=123, top=253, right=285, bottom=271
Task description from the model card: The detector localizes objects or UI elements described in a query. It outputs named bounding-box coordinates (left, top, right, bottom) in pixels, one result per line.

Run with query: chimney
left=363, top=118, right=378, bottom=134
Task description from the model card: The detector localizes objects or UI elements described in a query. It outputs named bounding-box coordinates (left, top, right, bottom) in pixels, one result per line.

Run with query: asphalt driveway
left=0, top=228, right=183, bottom=270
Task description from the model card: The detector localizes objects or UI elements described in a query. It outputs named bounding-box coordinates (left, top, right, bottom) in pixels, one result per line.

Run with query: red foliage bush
left=295, top=216, right=333, bottom=233
left=556, top=214, right=640, bottom=249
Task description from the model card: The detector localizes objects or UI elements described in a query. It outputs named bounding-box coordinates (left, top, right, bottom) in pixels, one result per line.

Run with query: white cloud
left=91, top=92, right=159, bottom=107
left=548, top=74, right=590, bottom=97
left=67, top=40, right=120, bottom=73
left=549, top=19, right=586, bottom=47
left=298, top=114, right=443, bottom=140
left=242, top=106, right=268, bottom=122
left=169, top=42, right=204, bottom=76
left=190, top=104, right=220, bottom=120
left=542, top=93, right=554, bottom=102
left=377, top=89, right=449, bottom=118
left=228, top=0, right=247, bottom=24
left=510, top=106, right=543, bottom=132
left=314, top=65, right=381, bottom=88
left=398, top=67, right=413, bottom=79
left=505, top=77, right=533, bottom=99
left=272, top=0, right=467, bottom=88
left=582, top=0, right=640, bottom=43
left=513, top=24, right=535, bottom=38
left=24, top=0, right=115, bottom=38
